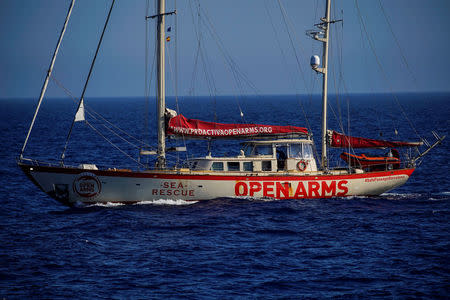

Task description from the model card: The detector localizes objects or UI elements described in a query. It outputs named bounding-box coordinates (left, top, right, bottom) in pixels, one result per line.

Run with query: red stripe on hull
left=19, top=162, right=414, bottom=181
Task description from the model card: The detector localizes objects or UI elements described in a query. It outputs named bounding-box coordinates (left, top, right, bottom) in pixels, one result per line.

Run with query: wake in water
left=429, top=191, right=450, bottom=201
left=382, top=192, right=449, bottom=201
left=73, top=191, right=449, bottom=208
left=134, top=199, right=198, bottom=206
left=79, top=199, right=198, bottom=207
left=380, top=192, right=422, bottom=200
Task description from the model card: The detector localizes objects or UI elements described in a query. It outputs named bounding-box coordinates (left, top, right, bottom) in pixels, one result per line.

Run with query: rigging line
left=377, top=0, right=419, bottom=87
left=333, top=61, right=356, bottom=158
left=192, top=1, right=218, bottom=99
left=263, top=0, right=313, bottom=134
left=85, top=120, right=145, bottom=167
left=333, top=6, right=356, bottom=139
left=329, top=14, right=347, bottom=136
left=354, top=0, right=422, bottom=141
left=143, top=1, right=159, bottom=165
left=278, top=0, right=323, bottom=158
left=166, top=0, right=198, bottom=156
left=277, top=0, right=311, bottom=95
left=189, top=5, right=219, bottom=118
left=173, top=0, right=188, bottom=165
left=308, top=78, right=321, bottom=162
left=200, top=18, right=250, bottom=95
left=309, top=0, right=321, bottom=91
left=161, top=0, right=203, bottom=161
left=323, top=6, right=353, bottom=162
left=198, top=43, right=218, bottom=99
left=328, top=57, right=347, bottom=138
left=333, top=5, right=344, bottom=131
left=354, top=2, right=397, bottom=140
left=187, top=0, right=201, bottom=96
left=51, top=76, right=155, bottom=150
left=196, top=5, right=247, bottom=121
left=191, top=4, right=227, bottom=122
left=278, top=0, right=308, bottom=61
left=346, top=80, right=351, bottom=170
left=201, top=52, right=220, bottom=120
left=166, top=41, right=189, bottom=163
left=306, top=0, right=320, bottom=122
left=20, top=0, right=75, bottom=159
left=60, top=0, right=116, bottom=164
left=200, top=19, right=253, bottom=123
left=330, top=10, right=354, bottom=140
left=271, top=0, right=317, bottom=159
left=199, top=6, right=261, bottom=96
left=174, top=0, right=179, bottom=104
left=99, top=122, right=141, bottom=150
left=188, top=41, right=201, bottom=96
left=144, top=0, right=150, bottom=160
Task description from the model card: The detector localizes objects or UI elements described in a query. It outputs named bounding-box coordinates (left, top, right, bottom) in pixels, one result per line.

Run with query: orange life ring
left=297, top=160, right=308, bottom=171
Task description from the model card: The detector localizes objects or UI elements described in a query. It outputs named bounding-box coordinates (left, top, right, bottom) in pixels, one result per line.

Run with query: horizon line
left=1, top=90, right=449, bottom=101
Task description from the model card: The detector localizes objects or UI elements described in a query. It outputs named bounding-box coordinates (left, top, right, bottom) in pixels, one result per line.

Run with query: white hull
left=20, top=163, right=414, bottom=206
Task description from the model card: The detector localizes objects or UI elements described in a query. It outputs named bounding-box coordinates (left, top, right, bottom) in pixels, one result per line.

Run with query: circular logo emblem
left=73, top=172, right=101, bottom=198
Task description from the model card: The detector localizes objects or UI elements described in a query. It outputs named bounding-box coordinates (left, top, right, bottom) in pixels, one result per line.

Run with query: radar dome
left=310, top=55, right=320, bottom=69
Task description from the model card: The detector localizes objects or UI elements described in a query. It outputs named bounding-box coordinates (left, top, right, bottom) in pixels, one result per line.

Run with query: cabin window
left=289, top=144, right=313, bottom=159
left=290, top=144, right=302, bottom=158
left=303, top=144, right=313, bottom=158
left=243, top=162, right=253, bottom=172
left=211, top=162, right=224, bottom=171
left=227, top=162, right=240, bottom=171
left=262, top=160, right=272, bottom=171
left=255, top=145, right=273, bottom=156
left=245, top=144, right=273, bottom=156
left=243, top=144, right=253, bottom=156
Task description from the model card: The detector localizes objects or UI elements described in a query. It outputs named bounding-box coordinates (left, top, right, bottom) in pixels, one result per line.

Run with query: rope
left=263, top=1, right=313, bottom=134
left=378, top=0, right=419, bottom=87
left=85, top=120, right=145, bottom=167
left=51, top=76, right=154, bottom=150
left=166, top=34, right=189, bottom=163
left=276, top=0, right=311, bottom=95
left=173, top=0, right=188, bottom=166
left=187, top=1, right=250, bottom=123
left=60, top=0, right=116, bottom=164
left=354, top=0, right=422, bottom=141
left=197, top=5, right=248, bottom=121
left=52, top=76, right=182, bottom=165
left=143, top=0, right=151, bottom=166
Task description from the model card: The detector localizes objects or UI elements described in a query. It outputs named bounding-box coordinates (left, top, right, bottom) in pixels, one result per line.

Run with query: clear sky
left=1, top=0, right=449, bottom=99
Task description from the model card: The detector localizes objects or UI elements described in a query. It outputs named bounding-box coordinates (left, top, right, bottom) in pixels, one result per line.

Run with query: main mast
left=308, top=0, right=332, bottom=171
left=156, top=0, right=166, bottom=169
left=321, top=0, right=331, bottom=171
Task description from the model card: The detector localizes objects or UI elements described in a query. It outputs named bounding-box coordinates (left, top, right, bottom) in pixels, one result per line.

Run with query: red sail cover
left=167, top=114, right=308, bottom=138
left=330, top=130, right=422, bottom=148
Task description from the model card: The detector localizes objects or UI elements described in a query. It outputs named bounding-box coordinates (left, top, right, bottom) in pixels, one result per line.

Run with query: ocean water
left=0, top=93, right=449, bottom=298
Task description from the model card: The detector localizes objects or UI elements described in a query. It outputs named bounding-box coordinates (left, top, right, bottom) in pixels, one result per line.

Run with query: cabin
left=187, top=139, right=318, bottom=173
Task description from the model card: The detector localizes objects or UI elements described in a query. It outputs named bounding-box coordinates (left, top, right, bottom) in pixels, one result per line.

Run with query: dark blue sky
left=1, top=0, right=449, bottom=99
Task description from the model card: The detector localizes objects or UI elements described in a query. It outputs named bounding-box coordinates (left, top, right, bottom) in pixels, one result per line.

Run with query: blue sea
left=0, top=93, right=449, bottom=298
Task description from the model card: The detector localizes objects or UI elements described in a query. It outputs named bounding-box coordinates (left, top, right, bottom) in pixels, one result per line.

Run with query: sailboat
left=18, top=0, right=444, bottom=206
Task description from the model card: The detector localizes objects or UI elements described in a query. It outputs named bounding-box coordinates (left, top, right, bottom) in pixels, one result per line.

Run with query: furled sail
left=329, top=130, right=422, bottom=148
left=166, top=112, right=308, bottom=138
left=74, top=99, right=85, bottom=122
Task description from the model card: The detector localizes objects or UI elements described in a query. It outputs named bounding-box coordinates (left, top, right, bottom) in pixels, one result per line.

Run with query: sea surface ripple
left=0, top=94, right=449, bottom=298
